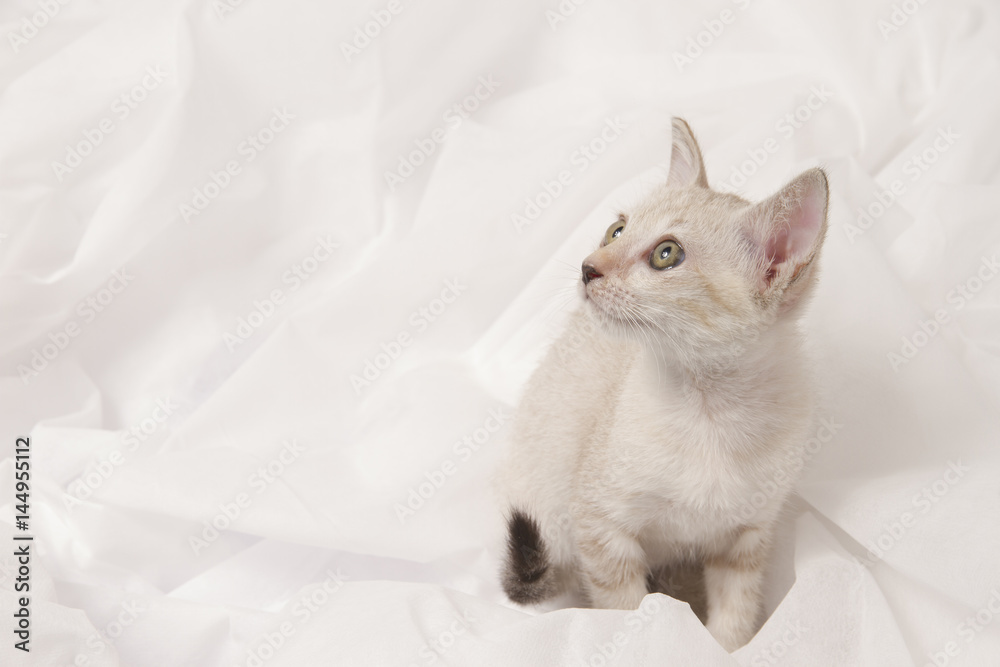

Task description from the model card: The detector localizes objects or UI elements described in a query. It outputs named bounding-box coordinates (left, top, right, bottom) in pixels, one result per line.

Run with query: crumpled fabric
left=1, top=0, right=999, bottom=664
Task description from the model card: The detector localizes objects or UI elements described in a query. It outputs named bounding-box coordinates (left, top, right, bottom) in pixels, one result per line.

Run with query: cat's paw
left=705, top=616, right=753, bottom=653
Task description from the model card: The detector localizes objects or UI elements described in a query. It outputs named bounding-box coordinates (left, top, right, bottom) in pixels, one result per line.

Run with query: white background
left=1, top=0, right=999, bottom=665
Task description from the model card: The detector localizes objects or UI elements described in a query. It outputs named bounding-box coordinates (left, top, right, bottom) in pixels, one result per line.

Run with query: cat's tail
left=501, top=508, right=558, bottom=604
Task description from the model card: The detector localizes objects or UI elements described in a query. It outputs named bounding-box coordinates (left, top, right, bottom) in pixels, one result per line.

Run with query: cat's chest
left=622, top=361, right=775, bottom=455
left=594, top=363, right=786, bottom=522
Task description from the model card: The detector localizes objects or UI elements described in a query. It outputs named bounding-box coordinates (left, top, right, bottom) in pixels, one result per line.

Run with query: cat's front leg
left=704, top=525, right=770, bottom=652
left=576, top=513, right=648, bottom=609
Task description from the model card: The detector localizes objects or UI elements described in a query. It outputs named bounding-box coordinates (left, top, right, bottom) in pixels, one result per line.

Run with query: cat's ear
left=744, top=168, right=829, bottom=307
left=667, top=118, right=708, bottom=189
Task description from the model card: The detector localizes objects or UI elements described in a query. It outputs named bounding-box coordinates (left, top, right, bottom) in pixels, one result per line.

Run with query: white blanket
left=2, top=0, right=999, bottom=664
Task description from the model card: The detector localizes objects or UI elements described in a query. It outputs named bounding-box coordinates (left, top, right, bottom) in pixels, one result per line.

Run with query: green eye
left=650, top=239, right=684, bottom=270
left=604, top=218, right=626, bottom=245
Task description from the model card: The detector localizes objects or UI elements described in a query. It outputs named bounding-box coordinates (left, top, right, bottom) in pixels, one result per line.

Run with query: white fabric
left=2, top=0, right=999, bottom=664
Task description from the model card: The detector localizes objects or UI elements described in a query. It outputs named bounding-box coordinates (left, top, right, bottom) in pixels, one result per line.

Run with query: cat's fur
left=498, top=118, right=828, bottom=652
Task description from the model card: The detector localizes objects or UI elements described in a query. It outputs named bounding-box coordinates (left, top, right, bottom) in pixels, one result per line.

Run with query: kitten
left=498, top=118, right=829, bottom=652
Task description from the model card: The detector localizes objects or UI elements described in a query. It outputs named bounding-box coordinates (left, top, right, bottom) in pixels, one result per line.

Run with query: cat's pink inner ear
left=666, top=118, right=708, bottom=189
left=760, top=170, right=827, bottom=288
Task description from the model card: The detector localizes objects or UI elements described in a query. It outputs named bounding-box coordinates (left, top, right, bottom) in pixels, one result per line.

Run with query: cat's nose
left=582, top=263, right=603, bottom=284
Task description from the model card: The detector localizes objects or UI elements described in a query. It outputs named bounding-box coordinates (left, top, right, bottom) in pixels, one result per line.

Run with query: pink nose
left=582, top=264, right=603, bottom=284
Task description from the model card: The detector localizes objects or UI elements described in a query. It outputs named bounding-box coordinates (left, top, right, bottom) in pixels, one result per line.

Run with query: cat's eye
left=650, top=239, right=684, bottom=270
left=603, top=218, right=626, bottom=245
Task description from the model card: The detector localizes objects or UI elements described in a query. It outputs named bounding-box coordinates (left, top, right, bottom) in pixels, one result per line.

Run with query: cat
left=498, top=118, right=829, bottom=652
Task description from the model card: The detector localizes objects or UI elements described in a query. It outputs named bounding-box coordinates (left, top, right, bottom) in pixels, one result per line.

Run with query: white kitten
left=498, top=118, right=829, bottom=652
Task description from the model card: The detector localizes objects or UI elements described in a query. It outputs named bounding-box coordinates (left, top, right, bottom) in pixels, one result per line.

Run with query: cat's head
left=580, top=118, right=828, bottom=366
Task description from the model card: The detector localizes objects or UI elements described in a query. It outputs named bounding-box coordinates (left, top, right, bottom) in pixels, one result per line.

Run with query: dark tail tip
left=502, top=509, right=555, bottom=604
